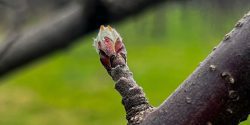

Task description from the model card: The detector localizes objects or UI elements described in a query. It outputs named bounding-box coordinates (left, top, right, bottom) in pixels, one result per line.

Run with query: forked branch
left=94, top=11, right=250, bottom=125
left=142, top=11, right=250, bottom=125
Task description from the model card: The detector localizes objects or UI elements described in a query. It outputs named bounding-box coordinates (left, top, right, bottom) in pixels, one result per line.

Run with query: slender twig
left=94, top=26, right=154, bottom=125
left=94, top=11, right=250, bottom=125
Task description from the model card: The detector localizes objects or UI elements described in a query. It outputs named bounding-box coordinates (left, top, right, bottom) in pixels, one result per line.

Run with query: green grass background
left=0, top=3, right=249, bottom=125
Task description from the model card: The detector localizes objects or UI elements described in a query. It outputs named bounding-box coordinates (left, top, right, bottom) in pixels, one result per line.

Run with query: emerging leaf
left=94, top=25, right=127, bottom=71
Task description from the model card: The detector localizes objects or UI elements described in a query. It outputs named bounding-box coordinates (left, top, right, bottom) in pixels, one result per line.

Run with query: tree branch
left=112, top=65, right=154, bottom=125
left=0, top=0, right=171, bottom=76
left=0, top=3, right=86, bottom=76
left=141, top=11, right=250, bottom=125
left=93, top=26, right=154, bottom=125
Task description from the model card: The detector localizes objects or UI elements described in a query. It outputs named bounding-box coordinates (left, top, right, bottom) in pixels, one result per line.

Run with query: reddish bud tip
left=93, top=25, right=127, bottom=71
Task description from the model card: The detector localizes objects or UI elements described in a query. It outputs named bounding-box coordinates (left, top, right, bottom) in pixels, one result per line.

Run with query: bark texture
left=93, top=25, right=154, bottom=125
left=141, top=11, right=250, bottom=125
left=111, top=65, right=154, bottom=125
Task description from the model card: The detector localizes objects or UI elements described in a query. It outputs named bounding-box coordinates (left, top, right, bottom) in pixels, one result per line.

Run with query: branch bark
left=112, top=65, right=154, bottom=125
left=141, top=11, right=250, bottom=125
left=0, top=0, right=170, bottom=76
left=94, top=25, right=154, bottom=125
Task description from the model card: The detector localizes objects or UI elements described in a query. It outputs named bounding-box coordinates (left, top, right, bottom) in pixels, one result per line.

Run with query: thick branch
left=0, top=0, right=170, bottom=76
left=141, top=11, right=250, bottom=125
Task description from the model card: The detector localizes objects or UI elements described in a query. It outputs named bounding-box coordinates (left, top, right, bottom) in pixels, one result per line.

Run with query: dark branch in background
left=0, top=3, right=85, bottom=76
left=0, top=0, right=172, bottom=76
left=0, top=0, right=28, bottom=66
left=141, top=11, right=250, bottom=125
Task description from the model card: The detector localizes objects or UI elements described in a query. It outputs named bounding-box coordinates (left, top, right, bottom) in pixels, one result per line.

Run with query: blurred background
left=0, top=0, right=250, bottom=125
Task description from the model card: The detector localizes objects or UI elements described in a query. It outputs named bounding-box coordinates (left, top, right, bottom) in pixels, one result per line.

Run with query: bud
left=94, top=25, right=127, bottom=71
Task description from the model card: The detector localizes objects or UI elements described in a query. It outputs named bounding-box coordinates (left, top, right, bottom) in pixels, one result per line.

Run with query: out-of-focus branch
left=0, top=0, right=28, bottom=66
left=0, top=0, right=171, bottom=76
left=0, top=3, right=85, bottom=76
left=141, top=11, right=250, bottom=125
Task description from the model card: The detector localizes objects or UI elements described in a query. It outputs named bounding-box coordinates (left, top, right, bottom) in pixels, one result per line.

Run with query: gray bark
left=111, top=65, right=154, bottom=125
left=141, top=11, right=250, bottom=125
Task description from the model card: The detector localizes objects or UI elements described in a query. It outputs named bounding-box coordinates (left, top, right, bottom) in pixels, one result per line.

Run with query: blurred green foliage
left=0, top=3, right=249, bottom=125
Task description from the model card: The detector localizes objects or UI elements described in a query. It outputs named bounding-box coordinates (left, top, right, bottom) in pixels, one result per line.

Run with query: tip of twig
left=100, top=25, right=105, bottom=31
left=93, top=25, right=122, bottom=53
left=93, top=25, right=127, bottom=71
